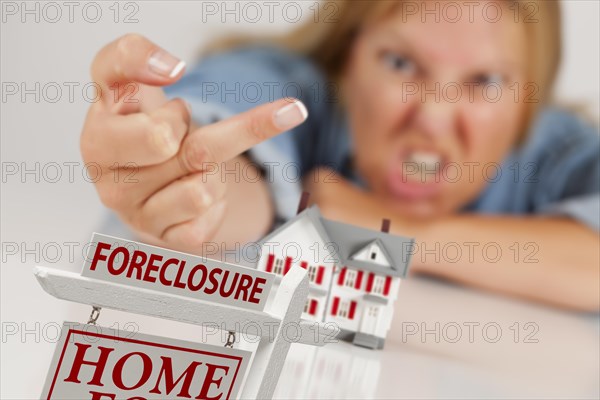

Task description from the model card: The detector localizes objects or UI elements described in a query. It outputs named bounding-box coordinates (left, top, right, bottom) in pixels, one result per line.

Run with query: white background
left=1, top=1, right=599, bottom=398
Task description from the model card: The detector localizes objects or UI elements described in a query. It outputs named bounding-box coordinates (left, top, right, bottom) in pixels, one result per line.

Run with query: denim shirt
left=102, top=46, right=600, bottom=237
left=158, top=45, right=600, bottom=233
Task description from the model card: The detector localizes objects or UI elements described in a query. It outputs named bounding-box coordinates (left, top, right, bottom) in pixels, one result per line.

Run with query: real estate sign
left=82, top=233, right=273, bottom=311
left=41, top=322, right=251, bottom=400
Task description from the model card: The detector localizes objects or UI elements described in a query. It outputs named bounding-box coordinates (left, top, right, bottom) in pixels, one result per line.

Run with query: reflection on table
left=274, top=276, right=599, bottom=399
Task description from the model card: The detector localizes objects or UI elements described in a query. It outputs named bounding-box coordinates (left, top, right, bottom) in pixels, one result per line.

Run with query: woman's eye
left=381, top=52, right=416, bottom=74
left=473, top=73, right=504, bottom=86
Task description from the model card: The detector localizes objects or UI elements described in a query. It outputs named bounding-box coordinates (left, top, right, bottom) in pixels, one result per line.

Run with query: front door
left=360, top=305, right=380, bottom=335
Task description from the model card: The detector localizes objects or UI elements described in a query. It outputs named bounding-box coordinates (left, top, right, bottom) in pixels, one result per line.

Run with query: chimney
left=296, top=192, right=310, bottom=214
left=381, top=218, right=391, bottom=233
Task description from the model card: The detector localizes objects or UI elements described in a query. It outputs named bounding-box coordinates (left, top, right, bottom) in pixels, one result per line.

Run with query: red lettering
left=195, top=363, right=230, bottom=400
left=88, top=244, right=268, bottom=306
left=187, top=264, right=208, bottom=292
left=160, top=258, right=179, bottom=286
left=149, top=356, right=202, bottom=398
left=248, top=277, right=266, bottom=304
left=218, top=271, right=239, bottom=298
left=127, top=250, right=147, bottom=279
left=233, top=274, right=252, bottom=302
left=204, top=268, right=222, bottom=295
left=173, top=260, right=187, bottom=289
left=142, top=254, right=163, bottom=283
left=89, top=242, right=111, bottom=271
left=64, top=343, right=114, bottom=386
left=112, top=352, right=152, bottom=390
left=107, top=247, right=129, bottom=275
left=88, top=391, right=116, bottom=400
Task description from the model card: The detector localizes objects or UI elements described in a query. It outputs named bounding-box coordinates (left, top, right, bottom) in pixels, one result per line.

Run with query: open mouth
left=386, top=148, right=448, bottom=201
left=404, top=150, right=445, bottom=176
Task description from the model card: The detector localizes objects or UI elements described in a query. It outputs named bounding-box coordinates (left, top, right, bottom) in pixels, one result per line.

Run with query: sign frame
left=41, top=322, right=251, bottom=400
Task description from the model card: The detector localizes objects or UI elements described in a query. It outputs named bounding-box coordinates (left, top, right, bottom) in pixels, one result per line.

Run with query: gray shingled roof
left=257, top=205, right=414, bottom=278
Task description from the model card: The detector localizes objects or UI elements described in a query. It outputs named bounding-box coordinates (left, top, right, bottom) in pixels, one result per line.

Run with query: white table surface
left=1, top=261, right=598, bottom=399
left=274, top=276, right=600, bottom=399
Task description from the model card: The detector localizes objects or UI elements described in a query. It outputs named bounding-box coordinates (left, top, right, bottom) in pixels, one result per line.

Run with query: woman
left=81, top=0, right=599, bottom=310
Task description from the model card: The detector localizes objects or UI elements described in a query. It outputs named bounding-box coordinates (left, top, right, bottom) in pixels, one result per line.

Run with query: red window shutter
left=300, top=261, right=308, bottom=269
left=349, top=301, right=357, bottom=320
left=383, top=276, right=392, bottom=296
left=309, top=299, right=317, bottom=315
left=331, top=297, right=340, bottom=316
left=316, top=266, right=324, bottom=285
left=366, top=273, right=375, bottom=292
left=284, top=256, right=292, bottom=275
left=337, top=267, right=346, bottom=285
left=265, top=254, right=274, bottom=273
left=355, top=271, right=363, bottom=289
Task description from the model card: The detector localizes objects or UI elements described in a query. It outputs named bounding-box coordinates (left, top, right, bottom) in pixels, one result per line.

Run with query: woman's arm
left=407, top=215, right=599, bottom=312
left=306, top=169, right=600, bottom=312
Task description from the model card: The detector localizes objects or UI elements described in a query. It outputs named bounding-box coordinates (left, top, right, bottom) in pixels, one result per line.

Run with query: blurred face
left=342, top=1, right=528, bottom=218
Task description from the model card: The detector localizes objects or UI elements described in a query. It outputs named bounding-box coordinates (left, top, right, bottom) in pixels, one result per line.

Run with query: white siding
left=256, top=215, right=337, bottom=321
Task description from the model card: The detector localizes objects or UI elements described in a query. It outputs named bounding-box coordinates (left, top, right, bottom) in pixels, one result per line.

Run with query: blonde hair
left=207, top=0, right=562, bottom=134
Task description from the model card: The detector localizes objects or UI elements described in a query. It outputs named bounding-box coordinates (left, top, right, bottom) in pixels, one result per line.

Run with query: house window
left=338, top=268, right=363, bottom=290
left=370, top=275, right=392, bottom=296
left=333, top=300, right=357, bottom=320
left=273, top=258, right=284, bottom=275
left=370, top=246, right=378, bottom=260
left=308, top=265, right=317, bottom=282
left=372, top=275, right=385, bottom=295
left=304, top=298, right=318, bottom=316
left=344, top=270, right=357, bottom=288
left=338, top=301, right=349, bottom=318
left=368, top=307, right=379, bottom=318
left=337, top=301, right=356, bottom=320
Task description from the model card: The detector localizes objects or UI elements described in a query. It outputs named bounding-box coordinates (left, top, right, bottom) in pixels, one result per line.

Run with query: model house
left=255, top=193, right=414, bottom=349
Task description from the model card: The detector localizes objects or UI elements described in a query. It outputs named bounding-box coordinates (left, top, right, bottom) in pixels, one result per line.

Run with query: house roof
left=257, top=205, right=415, bottom=278
left=349, top=238, right=394, bottom=267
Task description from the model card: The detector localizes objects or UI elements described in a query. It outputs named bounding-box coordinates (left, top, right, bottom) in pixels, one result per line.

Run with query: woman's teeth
left=388, top=149, right=447, bottom=199
left=406, top=151, right=442, bottom=173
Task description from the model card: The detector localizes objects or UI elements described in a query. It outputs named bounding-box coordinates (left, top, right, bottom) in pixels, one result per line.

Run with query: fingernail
left=273, top=99, right=308, bottom=130
left=148, top=49, right=186, bottom=78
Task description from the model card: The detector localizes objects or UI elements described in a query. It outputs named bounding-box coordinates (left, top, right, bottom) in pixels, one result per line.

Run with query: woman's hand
left=81, top=34, right=307, bottom=252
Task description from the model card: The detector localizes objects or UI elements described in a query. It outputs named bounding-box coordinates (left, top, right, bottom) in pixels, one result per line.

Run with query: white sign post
left=34, top=233, right=339, bottom=400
